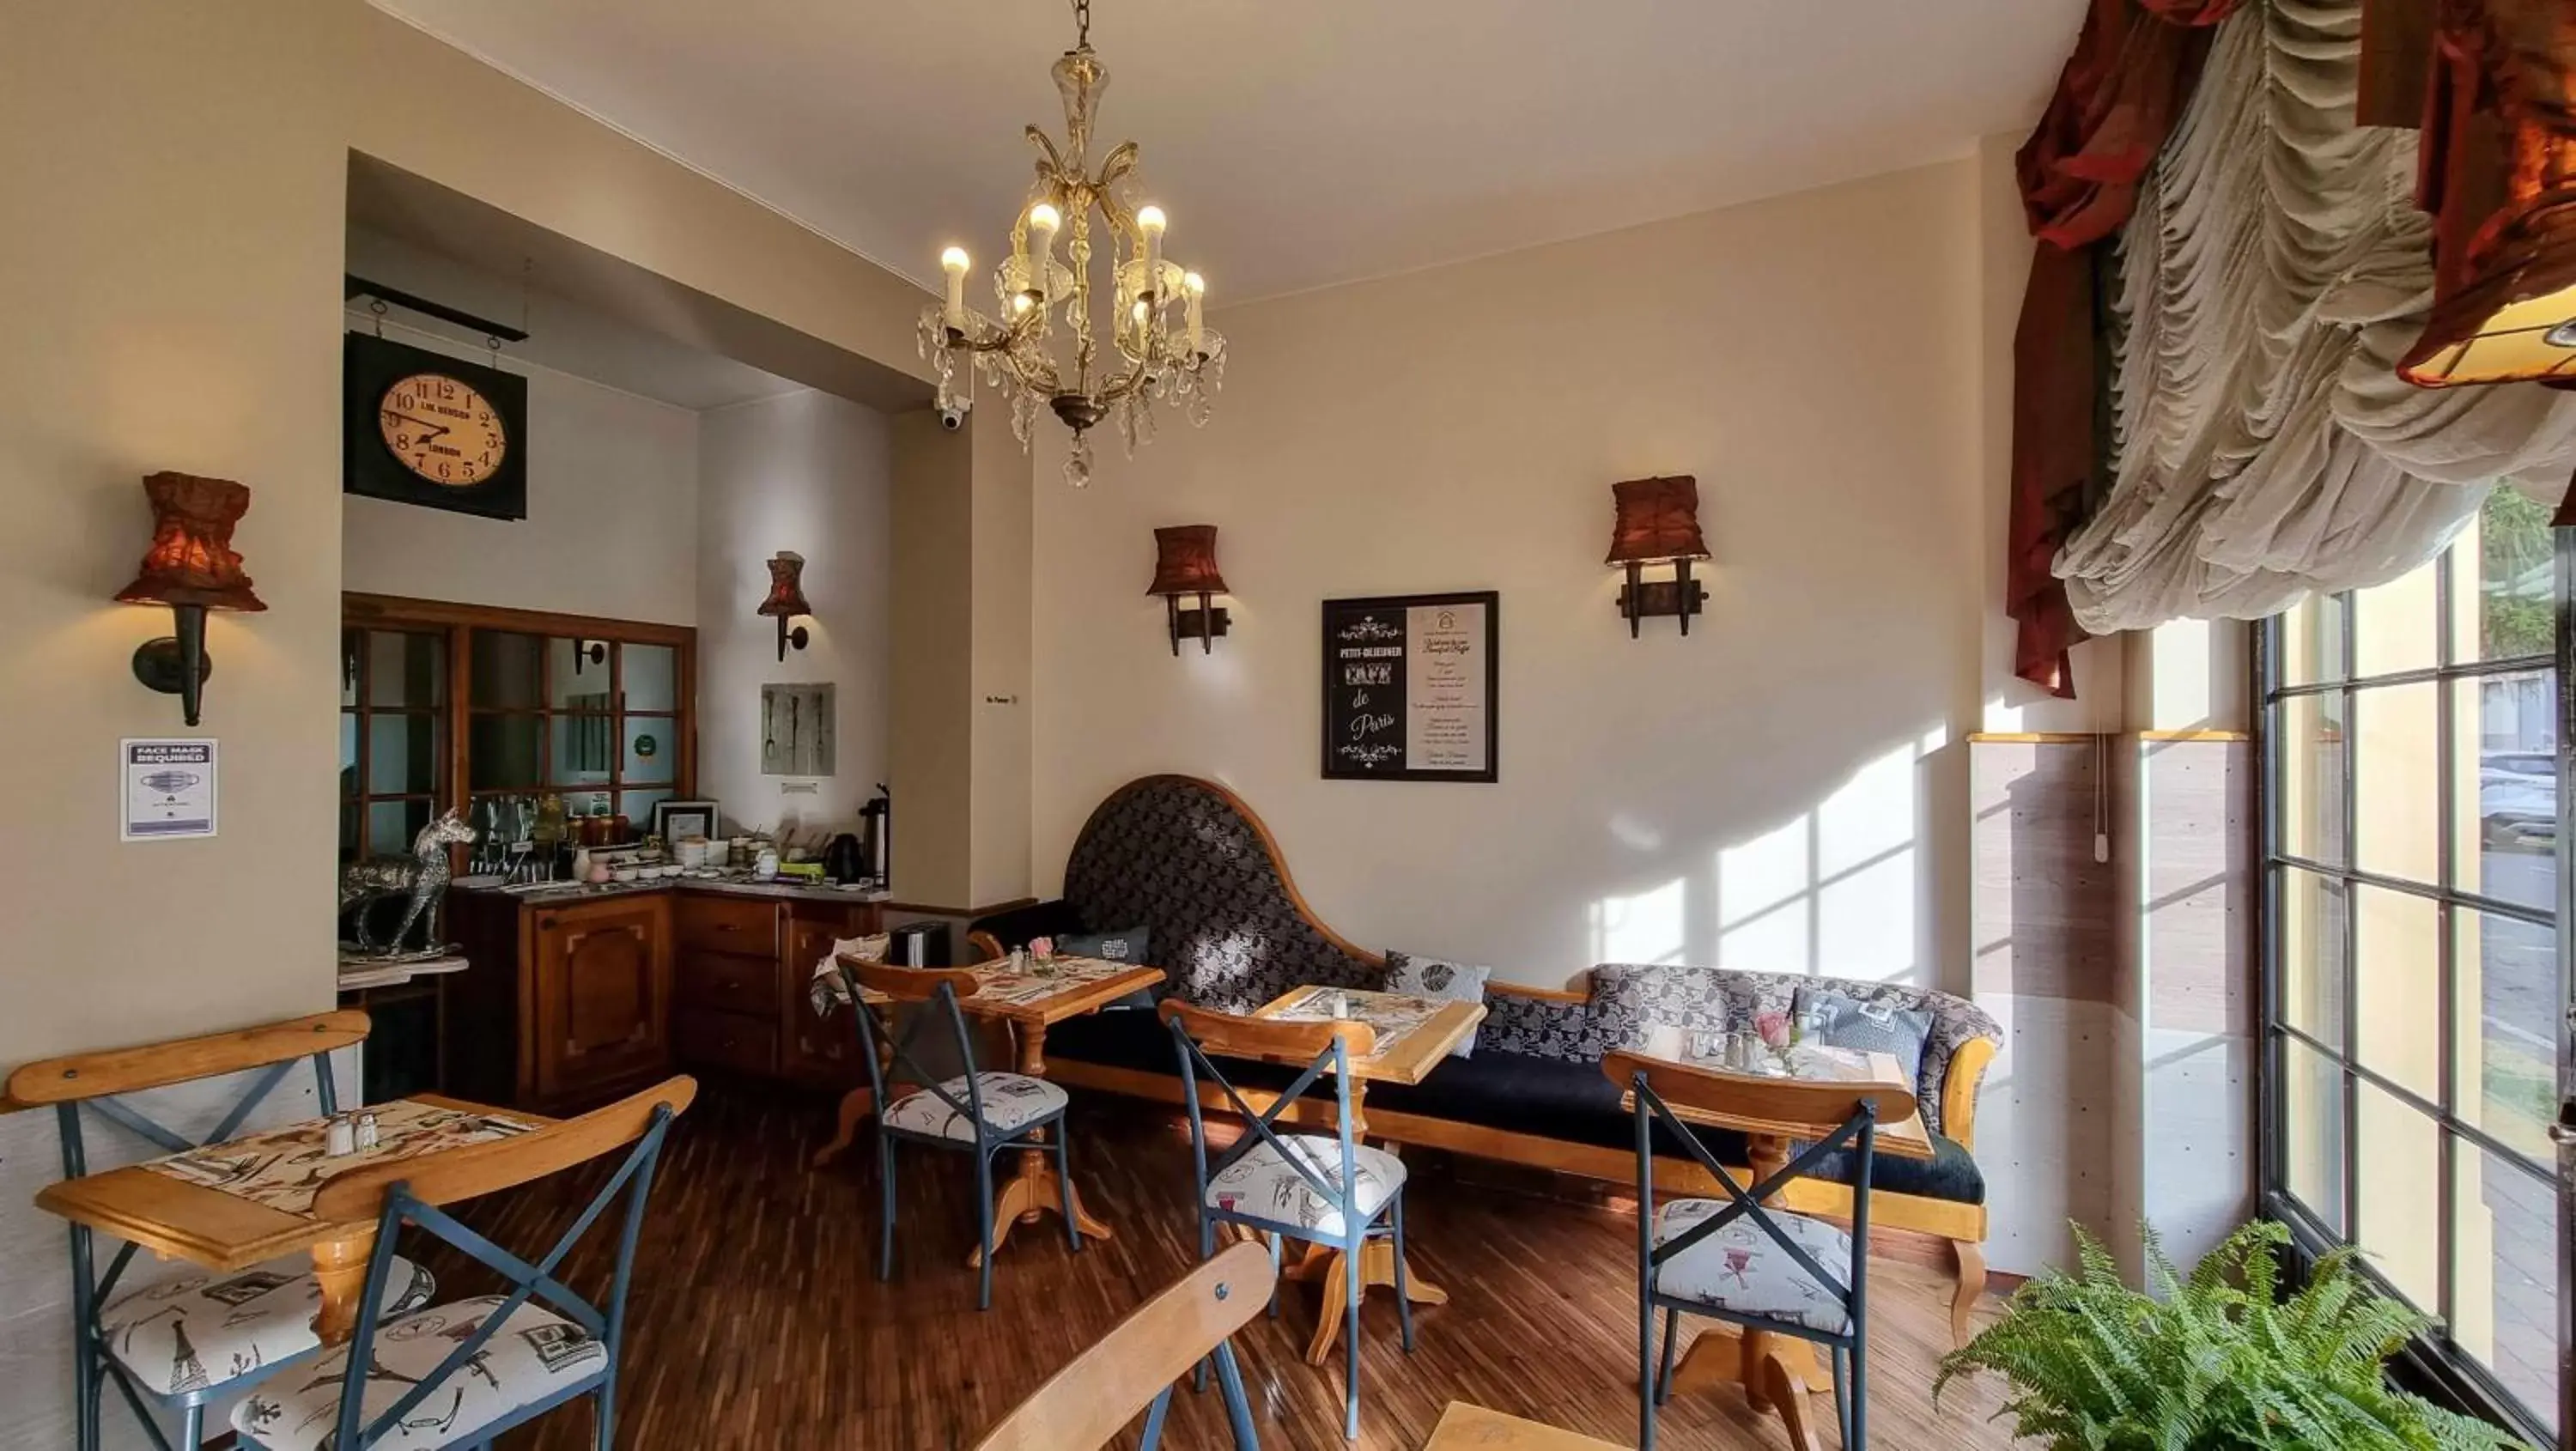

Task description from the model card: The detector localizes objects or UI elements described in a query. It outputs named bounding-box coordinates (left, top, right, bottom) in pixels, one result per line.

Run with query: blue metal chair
left=968, top=1239, right=1270, bottom=1451
left=839, top=958, right=1080, bottom=1310
left=2, top=1010, right=436, bottom=1451
left=1162, top=1000, right=1412, bottom=1442
left=1607, top=1048, right=1914, bottom=1451
left=226, top=1076, right=695, bottom=1451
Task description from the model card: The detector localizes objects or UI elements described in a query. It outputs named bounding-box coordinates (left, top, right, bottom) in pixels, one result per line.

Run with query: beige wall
left=1031, top=161, right=1985, bottom=992
left=0, top=0, right=979, bottom=1070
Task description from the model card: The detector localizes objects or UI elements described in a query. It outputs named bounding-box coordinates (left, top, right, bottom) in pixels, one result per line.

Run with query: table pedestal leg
left=1659, top=1132, right=1832, bottom=1451
left=969, top=1020, right=1110, bottom=1267
left=309, top=1231, right=377, bottom=1346
left=814, top=1001, right=898, bottom=1169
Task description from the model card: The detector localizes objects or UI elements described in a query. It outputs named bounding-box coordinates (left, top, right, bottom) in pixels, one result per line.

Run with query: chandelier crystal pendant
left=917, top=0, right=1224, bottom=488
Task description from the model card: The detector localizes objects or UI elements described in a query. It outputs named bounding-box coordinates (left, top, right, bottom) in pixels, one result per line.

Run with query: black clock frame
left=343, top=331, right=529, bottom=520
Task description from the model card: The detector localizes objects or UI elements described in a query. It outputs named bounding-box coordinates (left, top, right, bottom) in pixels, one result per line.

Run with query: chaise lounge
left=971, top=774, right=2003, bottom=1345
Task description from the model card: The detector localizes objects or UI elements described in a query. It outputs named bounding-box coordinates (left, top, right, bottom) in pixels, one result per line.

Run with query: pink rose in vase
left=1753, top=1011, right=1792, bottom=1051
left=1027, top=936, right=1055, bottom=962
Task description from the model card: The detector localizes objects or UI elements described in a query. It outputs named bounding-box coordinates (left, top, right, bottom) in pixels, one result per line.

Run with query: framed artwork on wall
left=1321, top=591, right=1499, bottom=783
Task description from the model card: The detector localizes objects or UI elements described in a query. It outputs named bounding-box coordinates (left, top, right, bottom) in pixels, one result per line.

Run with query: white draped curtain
left=2054, top=0, right=2576, bottom=635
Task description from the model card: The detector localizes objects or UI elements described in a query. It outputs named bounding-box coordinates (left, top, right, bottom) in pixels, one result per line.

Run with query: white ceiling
left=371, top=0, right=2082, bottom=306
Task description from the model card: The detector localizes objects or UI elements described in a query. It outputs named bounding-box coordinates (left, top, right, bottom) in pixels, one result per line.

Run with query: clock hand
left=382, top=412, right=452, bottom=440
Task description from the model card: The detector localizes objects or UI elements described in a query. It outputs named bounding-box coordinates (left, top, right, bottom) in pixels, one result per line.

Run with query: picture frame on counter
left=653, top=798, right=720, bottom=845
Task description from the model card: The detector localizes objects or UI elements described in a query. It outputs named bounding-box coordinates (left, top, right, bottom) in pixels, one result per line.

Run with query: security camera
left=939, top=401, right=971, bottom=432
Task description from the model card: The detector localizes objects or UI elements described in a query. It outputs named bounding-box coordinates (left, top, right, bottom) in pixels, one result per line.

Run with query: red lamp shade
left=1604, top=476, right=1710, bottom=566
left=115, top=472, right=267, bottom=613
left=2397, top=0, right=2576, bottom=387
left=1145, top=525, right=1229, bottom=597
left=756, top=551, right=812, bottom=619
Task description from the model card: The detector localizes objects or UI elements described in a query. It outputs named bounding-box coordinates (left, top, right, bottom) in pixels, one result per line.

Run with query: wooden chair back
left=1603, top=1048, right=1917, bottom=1141
left=971, top=1240, right=1273, bottom=1451
left=843, top=956, right=984, bottom=1003
left=2, top=1010, right=371, bottom=1108
left=1157, top=1000, right=1376, bottom=1065
left=313, top=1077, right=697, bottom=1221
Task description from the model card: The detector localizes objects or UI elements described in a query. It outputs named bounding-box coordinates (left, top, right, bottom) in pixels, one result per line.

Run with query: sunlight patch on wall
left=1717, top=896, right=1809, bottom=973
left=1591, top=876, right=1687, bottom=965
left=1718, top=814, right=1807, bottom=927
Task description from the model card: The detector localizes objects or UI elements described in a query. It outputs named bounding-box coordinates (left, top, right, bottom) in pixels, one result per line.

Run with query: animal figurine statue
left=339, top=808, right=477, bottom=959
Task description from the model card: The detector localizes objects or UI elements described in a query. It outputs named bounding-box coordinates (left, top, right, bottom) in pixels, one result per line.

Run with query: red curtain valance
left=2006, top=0, right=2245, bottom=697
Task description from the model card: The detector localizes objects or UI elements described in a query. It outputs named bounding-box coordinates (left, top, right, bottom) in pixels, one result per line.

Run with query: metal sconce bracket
left=1165, top=592, right=1230, bottom=655
left=131, top=604, right=215, bottom=726
left=1616, top=561, right=1708, bottom=638
left=774, top=616, right=811, bottom=662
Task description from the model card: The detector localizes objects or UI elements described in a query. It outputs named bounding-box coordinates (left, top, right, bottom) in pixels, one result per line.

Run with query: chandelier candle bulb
left=1028, top=203, right=1061, bottom=301
left=940, top=247, right=969, bottom=330
left=1136, top=205, right=1166, bottom=296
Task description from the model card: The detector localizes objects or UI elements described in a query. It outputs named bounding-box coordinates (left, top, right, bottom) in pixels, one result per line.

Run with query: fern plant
left=1934, top=1220, right=2528, bottom=1451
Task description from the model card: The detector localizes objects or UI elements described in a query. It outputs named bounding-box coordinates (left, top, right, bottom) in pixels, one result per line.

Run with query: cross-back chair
left=1, top=1010, right=437, bottom=1451
left=226, top=1076, right=696, bottom=1451
left=1606, top=1049, right=1917, bottom=1451
left=839, top=956, right=1079, bottom=1310
left=969, top=1238, right=1272, bottom=1451
left=1161, top=1001, right=1409, bottom=1442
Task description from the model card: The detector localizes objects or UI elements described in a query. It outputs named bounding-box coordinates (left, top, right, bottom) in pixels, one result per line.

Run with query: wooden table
left=1419, top=1400, right=1625, bottom=1451
left=1619, top=1040, right=1930, bottom=1451
left=815, top=956, right=1165, bottom=1262
left=1248, top=985, right=1487, bottom=1365
left=33, top=1093, right=550, bottom=1345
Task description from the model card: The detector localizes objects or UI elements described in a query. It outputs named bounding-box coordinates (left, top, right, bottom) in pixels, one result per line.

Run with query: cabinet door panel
left=782, top=911, right=873, bottom=1084
left=533, top=897, right=670, bottom=1102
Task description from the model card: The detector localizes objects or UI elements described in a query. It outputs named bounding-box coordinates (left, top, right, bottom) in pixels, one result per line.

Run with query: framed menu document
left=1321, top=591, right=1498, bottom=782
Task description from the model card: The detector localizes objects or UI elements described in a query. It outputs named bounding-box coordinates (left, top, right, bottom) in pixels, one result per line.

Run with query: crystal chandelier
left=918, top=0, right=1224, bottom=488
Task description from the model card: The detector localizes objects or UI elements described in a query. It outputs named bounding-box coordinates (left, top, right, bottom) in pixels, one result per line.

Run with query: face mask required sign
left=122, top=738, right=217, bottom=841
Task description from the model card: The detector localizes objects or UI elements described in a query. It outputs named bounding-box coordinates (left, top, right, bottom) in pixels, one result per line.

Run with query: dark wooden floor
left=441, top=1079, right=2023, bottom=1450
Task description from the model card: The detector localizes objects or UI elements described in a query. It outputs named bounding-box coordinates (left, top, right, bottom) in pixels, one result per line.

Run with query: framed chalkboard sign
left=1321, top=591, right=1499, bottom=782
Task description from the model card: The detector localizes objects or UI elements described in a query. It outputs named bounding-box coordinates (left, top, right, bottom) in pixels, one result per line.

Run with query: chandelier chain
left=1072, top=0, right=1090, bottom=48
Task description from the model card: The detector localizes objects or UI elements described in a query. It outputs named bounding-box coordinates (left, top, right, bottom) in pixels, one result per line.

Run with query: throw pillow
left=1382, top=950, right=1491, bottom=1059
left=1056, top=926, right=1156, bottom=1009
left=1791, top=987, right=1934, bottom=1090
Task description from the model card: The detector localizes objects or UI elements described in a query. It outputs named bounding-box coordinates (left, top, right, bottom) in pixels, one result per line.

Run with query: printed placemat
left=1263, top=987, right=1443, bottom=1061
left=968, top=955, right=1137, bottom=1008
left=139, top=1099, right=538, bottom=1216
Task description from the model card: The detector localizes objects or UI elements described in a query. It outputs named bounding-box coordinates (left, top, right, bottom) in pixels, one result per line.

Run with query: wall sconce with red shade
left=1606, top=474, right=1710, bottom=637
left=1146, top=525, right=1230, bottom=655
left=116, top=471, right=267, bottom=727
left=756, top=551, right=813, bottom=662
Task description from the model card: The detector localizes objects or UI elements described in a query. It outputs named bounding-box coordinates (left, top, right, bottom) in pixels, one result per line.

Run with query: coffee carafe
left=859, top=786, right=890, bottom=888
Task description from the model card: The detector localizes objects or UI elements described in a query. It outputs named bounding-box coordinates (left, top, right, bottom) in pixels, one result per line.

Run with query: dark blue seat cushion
left=1045, top=1023, right=1984, bottom=1205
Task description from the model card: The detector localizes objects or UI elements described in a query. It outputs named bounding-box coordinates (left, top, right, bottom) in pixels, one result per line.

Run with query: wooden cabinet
left=446, top=883, right=878, bottom=1109
left=531, top=895, right=672, bottom=1104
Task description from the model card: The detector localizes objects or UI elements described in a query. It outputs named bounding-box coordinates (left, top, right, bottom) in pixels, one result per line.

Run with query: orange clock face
left=378, top=373, right=507, bottom=487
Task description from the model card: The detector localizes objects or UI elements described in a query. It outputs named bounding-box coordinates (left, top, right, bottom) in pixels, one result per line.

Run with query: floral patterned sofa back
left=1061, top=774, right=1378, bottom=1014
left=1480, top=964, right=2001, bottom=1138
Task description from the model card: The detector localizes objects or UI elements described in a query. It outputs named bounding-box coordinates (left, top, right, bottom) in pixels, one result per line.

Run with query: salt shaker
left=355, top=1111, right=380, bottom=1151
left=325, top=1114, right=356, bottom=1157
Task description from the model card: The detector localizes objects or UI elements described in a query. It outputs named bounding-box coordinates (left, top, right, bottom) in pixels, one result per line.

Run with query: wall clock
left=343, top=332, right=529, bottom=519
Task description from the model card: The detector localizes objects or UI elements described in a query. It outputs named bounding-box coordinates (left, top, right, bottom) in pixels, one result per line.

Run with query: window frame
left=2256, top=530, right=2571, bottom=1448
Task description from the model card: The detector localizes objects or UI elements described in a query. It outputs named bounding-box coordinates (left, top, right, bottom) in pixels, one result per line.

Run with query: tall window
left=2261, top=488, right=2565, bottom=1442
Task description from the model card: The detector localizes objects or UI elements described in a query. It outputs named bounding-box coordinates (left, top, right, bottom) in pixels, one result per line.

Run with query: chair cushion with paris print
left=1652, top=1199, right=1854, bottom=1335
left=100, top=1254, right=436, bottom=1397
left=230, top=1294, right=605, bottom=1451
left=881, top=1072, right=1067, bottom=1142
left=1206, top=1135, right=1406, bottom=1238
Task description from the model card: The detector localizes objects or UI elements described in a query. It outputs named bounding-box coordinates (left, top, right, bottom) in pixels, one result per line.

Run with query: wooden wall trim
left=343, top=592, right=697, bottom=648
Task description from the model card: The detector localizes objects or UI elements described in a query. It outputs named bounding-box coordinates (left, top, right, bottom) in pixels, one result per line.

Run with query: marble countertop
left=458, top=875, right=890, bottom=908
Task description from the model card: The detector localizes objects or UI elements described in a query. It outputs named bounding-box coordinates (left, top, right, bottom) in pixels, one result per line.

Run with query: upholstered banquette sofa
left=971, top=775, right=2003, bottom=1344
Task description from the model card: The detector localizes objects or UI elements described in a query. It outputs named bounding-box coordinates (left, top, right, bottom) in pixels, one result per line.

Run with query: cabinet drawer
left=677, top=950, right=774, bottom=1017
left=674, top=1009, right=777, bottom=1076
left=676, top=895, right=780, bottom=957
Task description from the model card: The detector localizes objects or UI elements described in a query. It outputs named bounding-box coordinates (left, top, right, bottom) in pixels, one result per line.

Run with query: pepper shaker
left=355, top=1111, right=380, bottom=1151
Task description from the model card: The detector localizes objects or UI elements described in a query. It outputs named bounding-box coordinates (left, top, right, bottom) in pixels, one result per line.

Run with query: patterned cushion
left=1064, top=779, right=1376, bottom=1014
left=100, top=1255, right=435, bottom=1397
left=1206, top=1135, right=1406, bottom=1236
left=1653, top=1199, right=1852, bottom=1334
left=1794, top=986, right=1935, bottom=1088
left=1591, top=965, right=2000, bottom=1136
left=883, top=1073, right=1066, bottom=1142
left=232, top=1294, right=604, bottom=1450
left=1057, top=926, right=1157, bottom=1009
left=1382, top=951, right=1490, bottom=1058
